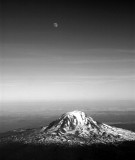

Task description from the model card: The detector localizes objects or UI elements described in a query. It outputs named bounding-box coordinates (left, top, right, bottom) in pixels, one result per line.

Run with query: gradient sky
left=0, top=0, right=134, bottom=102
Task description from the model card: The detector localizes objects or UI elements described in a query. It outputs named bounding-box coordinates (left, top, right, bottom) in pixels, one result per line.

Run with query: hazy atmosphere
left=1, top=1, right=134, bottom=102
left=0, top=1, right=135, bottom=133
left=1, top=2, right=135, bottom=160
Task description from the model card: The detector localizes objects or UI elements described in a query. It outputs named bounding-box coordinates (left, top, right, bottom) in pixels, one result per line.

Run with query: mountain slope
left=0, top=110, right=135, bottom=145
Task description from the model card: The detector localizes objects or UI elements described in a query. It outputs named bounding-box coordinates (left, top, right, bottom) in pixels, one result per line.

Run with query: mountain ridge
left=0, top=110, right=135, bottom=146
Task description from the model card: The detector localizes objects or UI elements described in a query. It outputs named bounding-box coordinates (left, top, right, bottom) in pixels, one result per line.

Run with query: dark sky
left=1, top=0, right=134, bottom=102
left=2, top=0, right=134, bottom=51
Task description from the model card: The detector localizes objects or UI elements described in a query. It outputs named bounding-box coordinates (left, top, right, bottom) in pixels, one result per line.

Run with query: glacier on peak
left=44, top=110, right=99, bottom=134
left=43, top=110, right=135, bottom=143
left=1, top=110, right=135, bottom=145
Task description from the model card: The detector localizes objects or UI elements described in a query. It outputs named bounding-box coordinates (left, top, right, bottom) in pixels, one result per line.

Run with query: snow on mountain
left=1, top=110, right=135, bottom=145
left=43, top=110, right=135, bottom=143
left=44, top=110, right=100, bottom=135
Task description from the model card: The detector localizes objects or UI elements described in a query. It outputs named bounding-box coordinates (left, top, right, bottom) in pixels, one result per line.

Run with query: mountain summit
left=1, top=110, right=135, bottom=145
left=43, top=110, right=135, bottom=144
left=44, top=110, right=101, bottom=135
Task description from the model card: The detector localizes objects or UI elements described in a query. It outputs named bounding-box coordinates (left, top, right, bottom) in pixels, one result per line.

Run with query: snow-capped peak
left=61, top=110, right=87, bottom=125
left=1, top=110, right=135, bottom=146
left=44, top=110, right=135, bottom=143
left=44, top=110, right=100, bottom=135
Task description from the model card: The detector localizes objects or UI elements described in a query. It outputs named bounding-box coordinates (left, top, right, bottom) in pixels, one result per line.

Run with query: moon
left=53, top=22, right=58, bottom=28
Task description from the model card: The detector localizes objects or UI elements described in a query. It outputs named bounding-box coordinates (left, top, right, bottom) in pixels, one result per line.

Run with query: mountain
left=1, top=110, right=135, bottom=145
left=1, top=110, right=135, bottom=160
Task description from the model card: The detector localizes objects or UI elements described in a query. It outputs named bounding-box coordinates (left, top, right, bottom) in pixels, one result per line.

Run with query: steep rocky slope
left=0, top=110, right=135, bottom=145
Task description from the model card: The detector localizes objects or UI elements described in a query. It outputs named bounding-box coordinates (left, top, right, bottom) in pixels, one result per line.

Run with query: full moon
left=53, top=22, right=58, bottom=28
